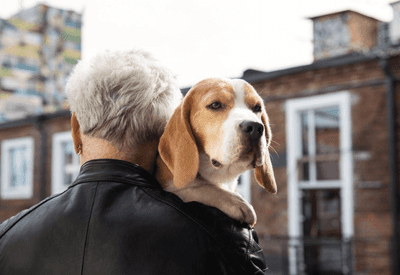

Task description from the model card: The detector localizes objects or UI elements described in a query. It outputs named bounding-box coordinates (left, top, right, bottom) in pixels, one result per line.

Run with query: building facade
left=0, top=111, right=75, bottom=221
left=0, top=0, right=82, bottom=251
left=0, top=3, right=82, bottom=121
left=244, top=5, right=400, bottom=275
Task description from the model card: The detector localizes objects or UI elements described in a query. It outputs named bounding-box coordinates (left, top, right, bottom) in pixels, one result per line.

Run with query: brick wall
left=348, top=12, right=378, bottom=51
left=43, top=117, right=72, bottom=196
left=250, top=57, right=398, bottom=274
left=0, top=114, right=71, bottom=222
left=0, top=124, right=39, bottom=221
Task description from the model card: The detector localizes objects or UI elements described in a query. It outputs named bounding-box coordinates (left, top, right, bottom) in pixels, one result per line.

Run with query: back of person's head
left=66, top=49, right=182, bottom=150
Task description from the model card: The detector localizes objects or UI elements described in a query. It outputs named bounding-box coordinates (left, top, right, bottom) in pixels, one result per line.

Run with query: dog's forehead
left=223, top=78, right=260, bottom=106
left=188, top=78, right=261, bottom=108
left=190, top=78, right=234, bottom=97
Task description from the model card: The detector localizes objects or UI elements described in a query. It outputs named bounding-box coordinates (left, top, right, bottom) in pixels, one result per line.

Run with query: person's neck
left=79, top=135, right=159, bottom=174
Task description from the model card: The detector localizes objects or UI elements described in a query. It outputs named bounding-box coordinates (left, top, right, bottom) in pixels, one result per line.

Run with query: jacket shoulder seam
left=0, top=189, right=70, bottom=239
left=80, top=182, right=100, bottom=275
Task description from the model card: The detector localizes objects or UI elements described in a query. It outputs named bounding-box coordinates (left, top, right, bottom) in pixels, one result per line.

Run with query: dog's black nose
left=239, top=121, right=264, bottom=141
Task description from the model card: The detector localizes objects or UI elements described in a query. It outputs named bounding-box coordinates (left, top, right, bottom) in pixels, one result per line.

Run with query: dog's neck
left=155, top=151, right=248, bottom=193
left=197, top=151, right=249, bottom=191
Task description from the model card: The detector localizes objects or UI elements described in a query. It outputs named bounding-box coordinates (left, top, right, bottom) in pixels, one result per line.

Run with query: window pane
left=302, top=189, right=343, bottom=274
left=316, top=160, right=340, bottom=180
left=315, top=107, right=340, bottom=155
left=299, top=162, right=310, bottom=181
left=298, top=107, right=341, bottom=183
left=299, top=111, right=310, bottom=182
left=10, top=148, right=18, bottom=187
left=9, top=146, right=28, bottom=187
left=301, top=111, right=309, bottom=156
left=61, top=141, right=74, bottom=186
left=302, top=189, right=342, bottom=237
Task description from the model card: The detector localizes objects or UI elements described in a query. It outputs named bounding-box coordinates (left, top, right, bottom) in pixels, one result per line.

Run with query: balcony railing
left=258, top=235, right=392, bottom=275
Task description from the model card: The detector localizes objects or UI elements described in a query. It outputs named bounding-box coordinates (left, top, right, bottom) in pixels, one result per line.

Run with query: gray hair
left=66, top=49, right=182, bottom=149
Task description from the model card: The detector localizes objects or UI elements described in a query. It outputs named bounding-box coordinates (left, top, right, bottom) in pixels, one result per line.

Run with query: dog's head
left=158, top=78, right=277, bottom=194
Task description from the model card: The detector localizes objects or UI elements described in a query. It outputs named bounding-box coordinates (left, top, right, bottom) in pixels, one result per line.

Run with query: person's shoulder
left=0, top=181, right=95, bottom=241
left=141, top=186, right=269, bottom=274
left=0, top=192, right=58, bottom=240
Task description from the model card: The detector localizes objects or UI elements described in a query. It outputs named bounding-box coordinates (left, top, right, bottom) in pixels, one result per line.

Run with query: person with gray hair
left=0, top=50, right=268, bottom=275
left=67, top=50, right=182, bottom=155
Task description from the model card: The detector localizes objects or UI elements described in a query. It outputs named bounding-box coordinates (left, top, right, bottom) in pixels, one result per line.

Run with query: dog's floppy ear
left=158, top=95, right=199, bottom=188
left=254, top=109, right=277, bottom=194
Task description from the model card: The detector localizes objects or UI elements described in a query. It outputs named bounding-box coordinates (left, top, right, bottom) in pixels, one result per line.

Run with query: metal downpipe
left=380, top=57, right=399, bottom=275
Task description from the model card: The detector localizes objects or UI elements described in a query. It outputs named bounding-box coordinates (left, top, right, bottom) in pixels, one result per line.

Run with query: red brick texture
left=0, top=115, right=71, bottom=222
left=250, top=57, right=399, bottom=274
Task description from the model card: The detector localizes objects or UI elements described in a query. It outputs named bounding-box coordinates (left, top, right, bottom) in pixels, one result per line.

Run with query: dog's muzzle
left=239, top=120, right=264, bottom=143
left=238, top=120, right=266, bottom=168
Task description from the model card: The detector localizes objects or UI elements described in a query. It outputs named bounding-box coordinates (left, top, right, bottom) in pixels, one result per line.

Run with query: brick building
left=0, top=110, right=73, bottom=220
left=241, top=4, right=400, bottom=275
left=0, top=0, right=82, bottom=249
left=0, top=3, right=399, bottom=275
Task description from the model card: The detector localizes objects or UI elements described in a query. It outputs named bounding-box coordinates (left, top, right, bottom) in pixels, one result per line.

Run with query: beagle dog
left=155, top=78, right=276, bottom=226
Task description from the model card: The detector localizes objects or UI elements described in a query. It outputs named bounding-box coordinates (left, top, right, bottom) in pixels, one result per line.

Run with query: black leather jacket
left=0, top=159, right=268, bottom=275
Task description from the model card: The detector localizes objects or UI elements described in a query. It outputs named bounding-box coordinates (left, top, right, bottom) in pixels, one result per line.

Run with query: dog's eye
left=253, top=105, right=262, bottom=113
left=208, top=102, right=222, bottom=110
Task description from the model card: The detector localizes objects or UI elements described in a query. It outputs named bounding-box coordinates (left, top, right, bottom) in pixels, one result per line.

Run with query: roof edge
left=307, top=9, right=381, bottom=22
left=0, top=110, right=71, bottom=130
left=241, top=53, right=381, bottom=84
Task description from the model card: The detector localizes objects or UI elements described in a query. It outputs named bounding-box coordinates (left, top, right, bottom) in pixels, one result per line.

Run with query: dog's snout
left=239, top=121, right=264, bottom=141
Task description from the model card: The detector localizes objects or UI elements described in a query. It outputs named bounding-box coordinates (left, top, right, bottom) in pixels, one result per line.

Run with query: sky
left=0, top=0, right=395, bottom=87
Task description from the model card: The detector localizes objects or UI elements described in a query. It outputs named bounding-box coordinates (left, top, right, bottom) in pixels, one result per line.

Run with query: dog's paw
left=171, top=183, right=257, bottom=226
left=218, top=192, right=257, bottom=226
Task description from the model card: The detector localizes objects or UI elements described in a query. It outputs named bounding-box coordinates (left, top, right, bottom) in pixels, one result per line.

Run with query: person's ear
left=71, top=112, right=82, bottom=154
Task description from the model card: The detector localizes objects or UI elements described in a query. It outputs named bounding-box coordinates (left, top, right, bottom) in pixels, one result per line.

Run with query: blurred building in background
left=241, top=3, right=400, bottom=275
left=0, top=2, right=82, bottom=227
left=0, top=2, right=400, bottom=275
left=0, top=3, right=81, bottom=122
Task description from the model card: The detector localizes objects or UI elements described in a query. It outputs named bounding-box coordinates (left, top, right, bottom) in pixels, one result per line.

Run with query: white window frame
left=1, top=137, right=34, bottom=199
left=52, top=131, right=80, bottom=195
left=286, top=92, right=354, bottom=274
left=237, top=170, right=252, bottom=203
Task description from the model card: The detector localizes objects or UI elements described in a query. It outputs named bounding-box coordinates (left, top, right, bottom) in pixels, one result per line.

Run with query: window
left=286, top=92, right=353, bottom=274
left=1, top=137, right=34, bottom=199
left=52, top=132, right=80, bottom=195
left=298, top=107, right=341, bottom=185
left=237, top=170, right=251, bottom=203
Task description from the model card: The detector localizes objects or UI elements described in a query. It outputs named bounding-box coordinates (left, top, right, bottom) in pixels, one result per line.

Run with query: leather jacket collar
left=72, top=159, right=161, bottom=189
